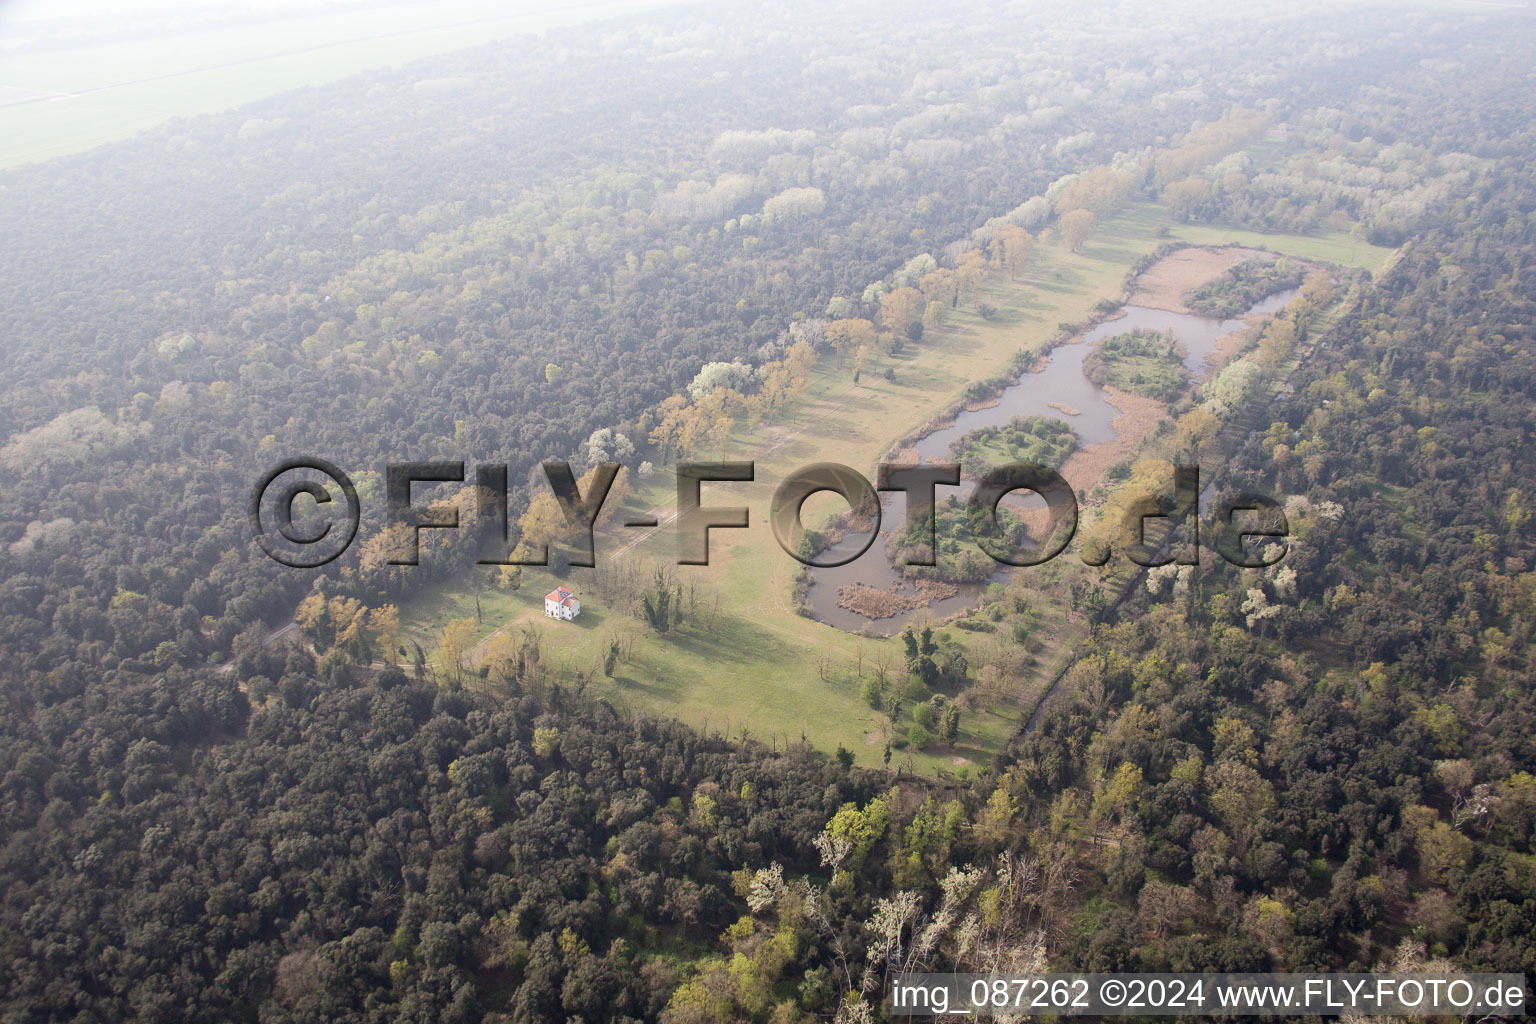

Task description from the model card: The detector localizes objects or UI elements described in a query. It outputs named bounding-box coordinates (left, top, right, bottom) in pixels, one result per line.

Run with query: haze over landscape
left=0, top=0, right=1534, bottom=1020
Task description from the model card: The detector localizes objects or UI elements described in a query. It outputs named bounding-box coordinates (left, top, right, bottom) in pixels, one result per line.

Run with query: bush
left=861, top=677, right=885, bottom=709
left=907, top=723, right=931, bottom=749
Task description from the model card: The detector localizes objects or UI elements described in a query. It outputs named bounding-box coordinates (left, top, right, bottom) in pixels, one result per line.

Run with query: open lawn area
left=398, top=196, right=1378, bottom=773
left=1166, top=222, right=1398, bottom=275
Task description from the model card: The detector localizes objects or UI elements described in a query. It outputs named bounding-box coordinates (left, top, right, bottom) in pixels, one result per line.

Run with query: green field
left=1167, top=222, right=1398, bottom=276
left=0, top=0, right=679, bottom=167
left=399, top=207, right=1174, bottom=772
left=399, top=199, right=1391, bottom=772
left=396, top=196, right=1398, bottom=773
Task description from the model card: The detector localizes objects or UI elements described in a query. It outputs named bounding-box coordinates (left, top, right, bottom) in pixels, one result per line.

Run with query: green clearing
left=402, top=199, right=1179, bottom=772
left=0, top=0, right=678, bottom=168
left=399, top=197, right=1381, bottom=772
left=1166, top=222, right=1398, bottom=275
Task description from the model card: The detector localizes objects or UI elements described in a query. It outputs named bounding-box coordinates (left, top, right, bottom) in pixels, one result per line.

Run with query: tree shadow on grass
left=656, top=614, right=795, bottom=667
left=1030, top=265, right=1088, bottom=294
left=610, top=670, right=688, bottom=704
left=947, top=736, right=995, bottom=764
left=559, top=609, right=605, bottom=632
left=1085, top=239, right=1144, bottom=265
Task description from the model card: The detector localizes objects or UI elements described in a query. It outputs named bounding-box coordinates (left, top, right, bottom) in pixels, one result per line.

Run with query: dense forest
left=2, top=0, right=1535, bottom=1020
left=1020, top=166, right=1536, bottom=980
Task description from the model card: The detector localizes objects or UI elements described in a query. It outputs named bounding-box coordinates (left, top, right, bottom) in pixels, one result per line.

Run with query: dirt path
left=464, top=608, right=540, bottom=666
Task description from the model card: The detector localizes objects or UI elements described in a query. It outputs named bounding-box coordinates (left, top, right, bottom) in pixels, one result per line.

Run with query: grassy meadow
left=1167, top=222, right=1398, bottom=276
left=397, top=198, right=1395, bottom=773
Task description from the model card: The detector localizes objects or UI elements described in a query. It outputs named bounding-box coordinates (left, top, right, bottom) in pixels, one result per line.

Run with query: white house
left=544, top=586, right=581, bottom=621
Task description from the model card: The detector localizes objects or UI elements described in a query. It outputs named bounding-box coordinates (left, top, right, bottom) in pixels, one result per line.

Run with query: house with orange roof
left=543, top=586, right=581, bottom=621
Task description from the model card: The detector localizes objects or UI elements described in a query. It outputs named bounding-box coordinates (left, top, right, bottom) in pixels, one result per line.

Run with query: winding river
left=803, top=289, right=1298, bottom=634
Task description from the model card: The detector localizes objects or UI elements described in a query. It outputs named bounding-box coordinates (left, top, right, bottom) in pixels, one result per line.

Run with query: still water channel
left=803, top=289, right=1298, bottom=634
